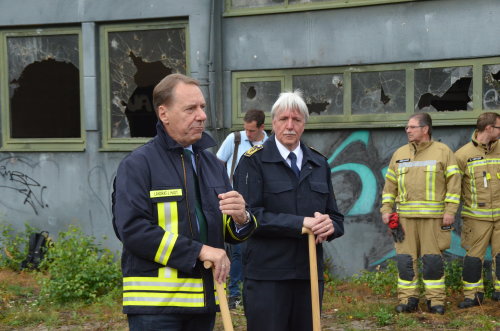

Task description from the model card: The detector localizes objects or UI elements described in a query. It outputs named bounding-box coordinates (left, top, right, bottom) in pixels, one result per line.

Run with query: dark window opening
left=240, top=81, right=280, bottom=113
left=415, top=66, right=473, bottom=112
left=417, top=77, right=472, bottom=111
left=123, top=52, right=171, bottom=137
left=10, top=58, right=80, bottom=139
left=107, top=27, right=187, bottom=138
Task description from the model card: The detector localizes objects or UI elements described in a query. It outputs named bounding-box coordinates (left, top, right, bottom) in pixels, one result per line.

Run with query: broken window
left=414, top=66, right=473, bottom=112
left=483, top=64, right=500, bottom=110
left=107, top=26, right=187, bottom=138
left=293, top=74, right=343, bottom=116
left=351, top=70, right=405, bottom=115
left=240, top=81, right=281, bottom=113
left=7, top=33, right=80, bottom=138
left=231, top=0, right=284, bottom=8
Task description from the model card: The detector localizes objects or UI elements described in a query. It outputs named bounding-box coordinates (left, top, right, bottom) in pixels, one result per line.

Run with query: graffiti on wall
left=0, top=157, right=49, bottom=215
left=325, top=129, right=491, bottom=271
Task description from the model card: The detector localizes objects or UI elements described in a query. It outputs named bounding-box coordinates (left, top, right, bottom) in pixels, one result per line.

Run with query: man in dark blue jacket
left=112, top=73, right=256, bottom=331
left=234, top=90, right=344, bottom=331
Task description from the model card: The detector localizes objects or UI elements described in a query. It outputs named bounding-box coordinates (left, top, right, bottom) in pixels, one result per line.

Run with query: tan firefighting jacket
left=455, top=131, right=500, bottom=221
left=381, top=140, right=461, bottom=218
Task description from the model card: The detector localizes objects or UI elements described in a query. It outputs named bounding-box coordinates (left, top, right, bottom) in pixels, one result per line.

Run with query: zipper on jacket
left=181, top=152, right=195, bottom=238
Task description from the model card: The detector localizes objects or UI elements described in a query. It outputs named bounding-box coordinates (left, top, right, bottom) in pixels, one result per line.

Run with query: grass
left=0, top=269, right=498, bottom=331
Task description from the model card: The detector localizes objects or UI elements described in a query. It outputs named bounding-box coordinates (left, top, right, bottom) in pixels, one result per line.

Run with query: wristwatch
left=242, top=210, right=251, bottom=225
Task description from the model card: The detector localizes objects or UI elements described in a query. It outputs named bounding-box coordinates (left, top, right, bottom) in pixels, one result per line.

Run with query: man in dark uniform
left=234, top=90, right=344, bottom=331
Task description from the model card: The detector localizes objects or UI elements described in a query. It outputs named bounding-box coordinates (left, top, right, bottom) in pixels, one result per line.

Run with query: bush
left=0, top=223, right=40, bottom=271
left=38, top=225, right=121, bottom=304
left=352, top=259, right=398, bottom=296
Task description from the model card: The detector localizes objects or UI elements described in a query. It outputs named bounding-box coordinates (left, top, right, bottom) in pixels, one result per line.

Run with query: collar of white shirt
left=275, top=138, right=303, bottom=170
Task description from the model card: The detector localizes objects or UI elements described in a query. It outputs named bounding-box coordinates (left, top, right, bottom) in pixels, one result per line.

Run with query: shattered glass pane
left=108, top=28, right=186, bottom=138
left=293, top=74, right=343, bottom=116
left=240, top=81, right=281, bottom=113
left=231, top=0, right=283, bottom=8
left=482, top=64, right=500, bottom=110
left=351, top=70, right=405, bottom=115
left=414, top=66, right=473, bottom=112
left=7, top=34, right=80, bottom=138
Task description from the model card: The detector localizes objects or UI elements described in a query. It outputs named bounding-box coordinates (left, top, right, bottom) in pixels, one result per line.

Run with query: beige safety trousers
left=395, top=217, right=451, bottom=306
left=461, top=218, right=500, bottom=299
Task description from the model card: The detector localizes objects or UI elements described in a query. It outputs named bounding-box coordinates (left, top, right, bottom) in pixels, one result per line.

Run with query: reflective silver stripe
left=163, top=202, right=172, bottom=232
left=157, top=232, right=175, bottom=264
left=163, top=266, right=173, bottom=278
left=124, top=280, right=203, bottom=288
left=399, top=201, right=444, bottom=207
left=423, top=280, right=445, bottom=286
left=463, top=282, right=483, bottom=288
left=124, top=296, right=203, bottom=303
left=398, top=160, right=436, bottom=169
left=462, top=207, right=500, bottom=217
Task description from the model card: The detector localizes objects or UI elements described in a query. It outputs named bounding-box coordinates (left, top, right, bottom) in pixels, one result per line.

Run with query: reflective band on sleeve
left=446, top=165, right=460, bottom=177
left=385, top=168, right=396, bottom=182
left=444, top=193, right=460, bottom=204
left=382, top=193, right=396, bottom=203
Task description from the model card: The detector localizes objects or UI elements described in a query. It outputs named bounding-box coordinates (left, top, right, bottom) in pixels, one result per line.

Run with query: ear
left=158, top=104, right=169, bottom=124
left=422, top=125, right=429, bottom=135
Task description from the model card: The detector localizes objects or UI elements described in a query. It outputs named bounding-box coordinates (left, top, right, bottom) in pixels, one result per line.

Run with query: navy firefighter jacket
left=234, top=135, right=344, bottom=281
left=112, top=121, right=256, bottom=315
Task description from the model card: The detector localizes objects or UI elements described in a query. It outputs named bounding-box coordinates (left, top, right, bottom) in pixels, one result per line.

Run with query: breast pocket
left=150, top=188, right=184, bottom=232
left=263, top=181, right=294, bottom=212
left=308, top=181, right=330, bottom=211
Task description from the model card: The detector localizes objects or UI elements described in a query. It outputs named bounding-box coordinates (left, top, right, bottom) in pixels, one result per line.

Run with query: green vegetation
left=0, top=223, right=498, bottom=330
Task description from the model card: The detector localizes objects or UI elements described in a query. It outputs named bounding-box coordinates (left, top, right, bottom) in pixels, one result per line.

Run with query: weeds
left=352, top=259, right=398, bottom=296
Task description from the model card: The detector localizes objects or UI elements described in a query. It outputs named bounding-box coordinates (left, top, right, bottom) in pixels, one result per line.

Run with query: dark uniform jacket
left=112, top=121, right=256, bottom=315
left=234, top=135, right=344, bottom=281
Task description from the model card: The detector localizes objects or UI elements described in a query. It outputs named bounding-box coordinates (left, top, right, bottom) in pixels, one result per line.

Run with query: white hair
left=271, top=89, right=309, bottom=122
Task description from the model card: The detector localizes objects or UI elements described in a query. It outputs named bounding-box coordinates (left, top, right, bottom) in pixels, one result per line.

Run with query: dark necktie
left=183, top=149, right=208, bottom=243
left=289, top=152, right=300, bottom=178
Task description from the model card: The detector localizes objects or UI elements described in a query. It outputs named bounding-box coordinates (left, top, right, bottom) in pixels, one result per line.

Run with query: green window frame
left=0, top=27, right=84, bottom=151
left=100, top=20, right=189, bottom=151
left=224, top=0, right=417, bottom=16
left=232, top=56, right=500, bottom=129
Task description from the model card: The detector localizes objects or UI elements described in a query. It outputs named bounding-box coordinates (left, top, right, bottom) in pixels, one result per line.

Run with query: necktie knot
left=288, top=152, right=300, bottom=178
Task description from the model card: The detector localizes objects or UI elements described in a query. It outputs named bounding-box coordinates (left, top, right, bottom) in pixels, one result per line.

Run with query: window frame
left=99, top=20, right=190, bottom=151
left=0, top=27, right=85, bottom=152
left=224, top=0, right=417, bottom=17
left=231, top=57, right=500, bottom=130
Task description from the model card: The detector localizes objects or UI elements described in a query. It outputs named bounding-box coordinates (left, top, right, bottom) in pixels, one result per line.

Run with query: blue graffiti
left=328, top=131, right=377, bottom=216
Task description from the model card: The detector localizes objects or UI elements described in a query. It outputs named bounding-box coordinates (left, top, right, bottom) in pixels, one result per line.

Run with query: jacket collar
left=261, top=135, right=322, bottom=167
left=410, top=140, right=433, bottom=154
left=471, top=130, right=498, bottom=154
left=155, top=121, right=216, bottom=153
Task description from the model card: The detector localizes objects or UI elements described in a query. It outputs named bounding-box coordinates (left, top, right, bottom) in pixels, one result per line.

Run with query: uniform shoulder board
left=244, top=144, right=263, bottom=157
left=308, top=146, right=326, bottom=158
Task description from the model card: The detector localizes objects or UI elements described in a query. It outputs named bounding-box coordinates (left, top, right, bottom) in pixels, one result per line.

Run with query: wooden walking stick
left=302, top=227, right=321, bottom=331
left=204, top=261, right=234, bottom=331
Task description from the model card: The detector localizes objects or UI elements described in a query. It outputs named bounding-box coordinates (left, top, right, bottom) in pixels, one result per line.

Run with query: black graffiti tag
left=0, top=165, right=48, bottom=215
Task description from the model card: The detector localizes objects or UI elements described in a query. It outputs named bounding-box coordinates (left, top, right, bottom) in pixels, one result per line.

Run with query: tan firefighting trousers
left=461, top=218, right=500, bottom=299
left=395, top=217, right=451, bottom=306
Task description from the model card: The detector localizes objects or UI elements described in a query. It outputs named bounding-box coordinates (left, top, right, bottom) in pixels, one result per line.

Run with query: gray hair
left=271, top=89, right=309, bottom=122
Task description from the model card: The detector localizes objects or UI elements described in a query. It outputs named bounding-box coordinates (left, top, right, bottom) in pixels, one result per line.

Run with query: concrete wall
left=0, top=0, right=498, bottom=276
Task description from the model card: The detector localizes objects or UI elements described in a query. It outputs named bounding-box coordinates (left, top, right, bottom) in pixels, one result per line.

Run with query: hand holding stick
left=302, top=227, right=321, bottom=331
left=203, top=260, right=234, bottom=331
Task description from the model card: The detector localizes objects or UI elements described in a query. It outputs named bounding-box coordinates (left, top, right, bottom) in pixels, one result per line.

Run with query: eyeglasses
left=405, top=125, right=424, bottom=130
left=493, top=126, right=500, bottom=129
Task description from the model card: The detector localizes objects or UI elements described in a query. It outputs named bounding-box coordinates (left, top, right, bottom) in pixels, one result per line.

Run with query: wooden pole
left=302, top=227, right=321, bottom=331
left=203, top=261, right=234, bottom=331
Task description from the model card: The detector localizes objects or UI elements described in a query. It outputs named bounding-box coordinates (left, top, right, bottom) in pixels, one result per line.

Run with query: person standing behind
left=455, top=112, right=500, bottom=308
left=380, top=113, right=461, bottom=315
left=112, top=73, right=257, bottom=331
left=234, top=90, right=344, bottom=331
left=216, top=109, right=268, bottom=309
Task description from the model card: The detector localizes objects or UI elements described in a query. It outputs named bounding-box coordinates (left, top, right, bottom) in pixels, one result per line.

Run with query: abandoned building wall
left=0, top=0, right=499, bottom=277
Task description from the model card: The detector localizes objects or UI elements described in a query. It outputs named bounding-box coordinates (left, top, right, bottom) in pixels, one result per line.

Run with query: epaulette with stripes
left=244, top=144, right=264, bottom=157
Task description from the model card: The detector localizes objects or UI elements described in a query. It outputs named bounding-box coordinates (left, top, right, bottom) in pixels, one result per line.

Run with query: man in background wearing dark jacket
left=112, top=73, right=256, bottom=331
left=234, top=90, right=344, bottom=331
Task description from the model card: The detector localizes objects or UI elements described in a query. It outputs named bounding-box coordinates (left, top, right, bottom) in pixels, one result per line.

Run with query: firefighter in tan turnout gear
left=455, top=112, right=500, bottom=308
left=381, top=113, right=461, bottom=315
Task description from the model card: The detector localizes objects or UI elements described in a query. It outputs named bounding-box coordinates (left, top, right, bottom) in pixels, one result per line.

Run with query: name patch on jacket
left=467, top=156, right=484, bottom=162
left=150, top=189, right=183, bottom=198
left=396, top=159, right=410, bottom=163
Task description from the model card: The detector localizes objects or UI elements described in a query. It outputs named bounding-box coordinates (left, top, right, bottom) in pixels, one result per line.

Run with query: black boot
left=426, top=300, right=445, bottom=315
left=458, top=292, right=483, bottom=308
left=395, top=297, right=419, bottom=313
